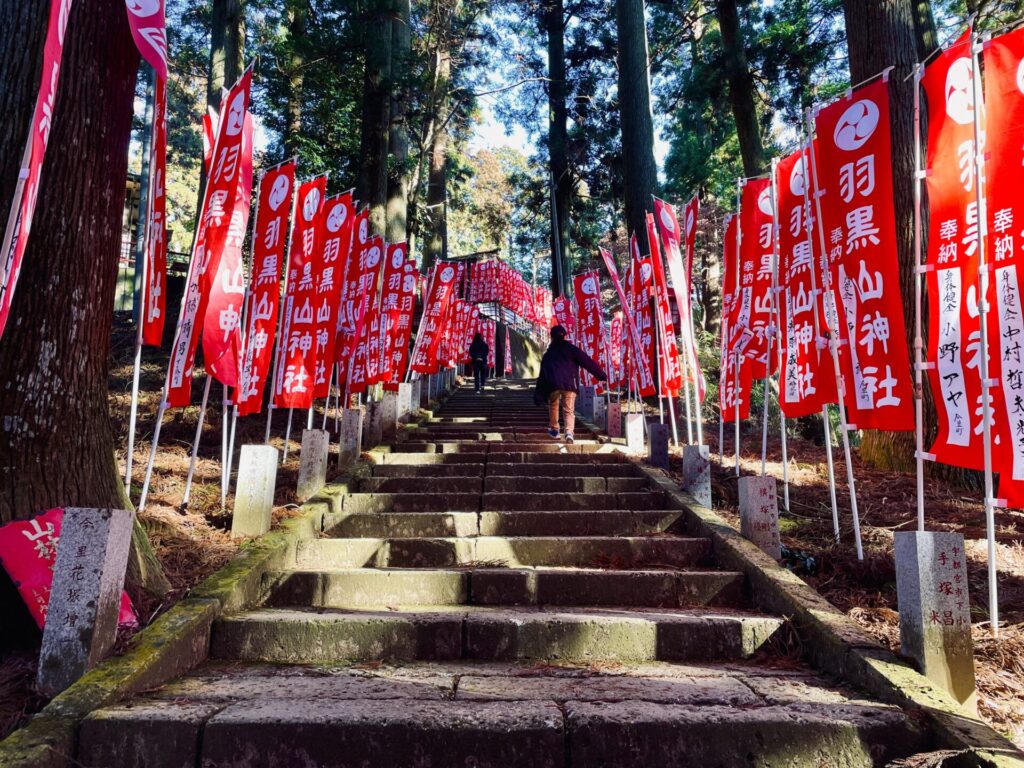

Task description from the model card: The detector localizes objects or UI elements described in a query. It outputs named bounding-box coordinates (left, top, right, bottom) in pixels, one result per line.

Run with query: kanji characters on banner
left=346, top=235, right=385, bottom=393
left=202, top=112, right=254, bottom=387
left=609, top=312, right=624, bottom=388
left=272, top=174, right=327, bottom=409
left=984, top=26, right=1024, bottom=504
left=775, top=148, right=837, bottom=418
left=411, top=262, right=460, bottom=374
left=646, top=213, right=683, bottom=394
left=628, top=235, right=658, bottom=395
left=737, top=178, right=776, bottom=379
left=167, top=68, right=253, bottom=407
left=0, top=0, right=75, bottom=341
left=552, top=295, right=575, bottom=338
left=236, top=161, right=295, bottom=416
left=600, top=246, right=655, bottom=396
left=383, top=259, right=419, bottom=389
left=812, top=77, right=914, bottom=430
left=125, top=0, right=167, bottom=77
left=720, top=214, right=752, bottom=421
left=312, top=193, right=354, bottom=397
left=141, top=75, right=168, bottom=346
left=504, top=327, right=513, bottom=375
left=573, top=271, right=606, bottom=390
left=923, top=33, right=989, bottom=468
left=337, top=208, right=370, bottom=364
left=373, top=241, right=408, bottom=385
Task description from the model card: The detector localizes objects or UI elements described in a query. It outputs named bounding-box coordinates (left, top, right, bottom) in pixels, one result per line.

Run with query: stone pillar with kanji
left=738, top=476, right=781, bottom=560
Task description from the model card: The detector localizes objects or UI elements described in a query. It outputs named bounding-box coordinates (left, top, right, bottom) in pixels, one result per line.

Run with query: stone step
left=323, top=510, right=684, bottom=538
left=342, top=493, right=482, bottom=513
left=481, top=492, right=666, bottom=511
left=370, top=464, right=485, bottom=477
left=267, top=568, right=744, bottom=609
left=359, top=476, right=485, bottom=494
left=374, top=452, right=486, bottom=465
left=211, top=606, right=781, bottom=664
left=484, top=462, right=641, bottom=477
left=297, top=536, right=712, bottom=569
left=482, top=476, right=649, bottom=493
left=378, top=451, right=624, bottom=466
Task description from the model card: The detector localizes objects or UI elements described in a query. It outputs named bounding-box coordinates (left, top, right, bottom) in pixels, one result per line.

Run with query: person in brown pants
left=533, top=325, right=607, bottom=444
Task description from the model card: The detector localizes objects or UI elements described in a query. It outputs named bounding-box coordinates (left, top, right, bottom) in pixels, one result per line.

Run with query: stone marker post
left=340, top=408, right=364, bottom=467
left=381, top=391, right=399, bottom=437
left=625, top=413, right=644, bottom=453
left=369, top=400, right=383, bottom=445
left=607, top=400, right=622, bottom=438
left=593, top=396, right=607, bottom=431
left=38, top=508, right=134, bottom=696
left=232, top=445, right=279, bottom=538
left=682, top=445, right=712, bottom=507
left=296, top=430, right=330, bottom=501
left=577, top=385, right=596, bottom=421
left=397, top=382, right=413, bottom=423
left=648, top=422, right=670, bottom=469
left=894, top=531, right=977, bottom=711
left=416, top=378, right=426, bottom=407
left=738, top=476, right=781, bottom=560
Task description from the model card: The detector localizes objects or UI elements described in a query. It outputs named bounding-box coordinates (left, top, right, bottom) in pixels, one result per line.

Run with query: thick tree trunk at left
left=615, top=0, right=658, bottom=255
left=207, top=0, right=246, bottom=113
left=0, top=0, right=168, bottom=596
left=283, top=0, right=306, bottom=158
left=386, top=0, right=411, bottom=244
left=716, top=0, right=766, bottom=176
left=545, top=0, right=570, bottom=296
left=358, top=0, right=392, bottom=235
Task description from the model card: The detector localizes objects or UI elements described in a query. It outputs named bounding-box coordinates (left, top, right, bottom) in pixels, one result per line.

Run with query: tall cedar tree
left=386, top=0, right=412, bottom=243
left=545, top=0, right=570, bottom=295
left=0, top=0, right=169, bottom=596
left=358, top=0, right=392, bottom=235
left=716, top=0, right=766, bottom=176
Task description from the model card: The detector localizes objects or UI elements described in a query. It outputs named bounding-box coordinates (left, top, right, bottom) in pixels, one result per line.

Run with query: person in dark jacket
left=534, top=324, right=607, bottom=443
left=469, top=332, right=489, bottom=393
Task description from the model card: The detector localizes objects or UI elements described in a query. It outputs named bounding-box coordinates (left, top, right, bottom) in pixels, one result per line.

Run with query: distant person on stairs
left=469, top=332, right=489, bottom=393
left=533, top=324, right=607, bottom=444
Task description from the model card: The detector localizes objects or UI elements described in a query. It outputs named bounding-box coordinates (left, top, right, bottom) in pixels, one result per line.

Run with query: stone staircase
left=78, top=381, right=931, bottom=767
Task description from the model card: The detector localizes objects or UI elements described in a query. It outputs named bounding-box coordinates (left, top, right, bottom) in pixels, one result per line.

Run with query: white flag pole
left=734, top=180, right=743, bottom=476
left=970, top=33, right=999, bottom=637
left=282, top=408, right=294, bottom=462
left=806, top=107, right=864, bottom=560
left=182, top=375, right=213, bottom=506
left=769, top=160, right=791, bottom=510
left=911, top=62, right=928, bottom=533
left=220, top=385, right=228, bottom=510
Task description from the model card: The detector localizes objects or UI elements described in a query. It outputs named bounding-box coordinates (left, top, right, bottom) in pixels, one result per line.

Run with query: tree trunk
left=207, top=0, right=246, bottom=113
left=0, top=0, right=169, bottom=597
left=358, top=0, right=393, bottom=236
left=842, top=0, right=919, bottom=472
left=386, top=0, right=411, bottom=244
left=615, top=0, right=659, bottom=255
left=423, top=43, right=450, bottom=269
left=546, top=0, right=570, bottom=296
left=701, top=219, right=721, bottom=337
left=716, top=0, right=766, bottom=176
left=283, top=0, right=306, bottom=158
left=910, top=0, right=937, bottom=62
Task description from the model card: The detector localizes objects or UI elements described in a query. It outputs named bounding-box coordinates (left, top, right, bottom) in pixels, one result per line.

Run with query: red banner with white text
left=600, top=247, right=654, bottom=396
left=125, top=0, right=167, bottom=77
left=573, top=271, right=606, bottom=389
left=736, top=178, right=776, bottom=380
left=720, top=214, right=752, bottom=421
left=311, top=193, right=354, bottom=397
left=812, top=77, right=914, bottom=431
left=141, top=75, right=168, bottom=346
left=411, top=263, right=460, bottom=373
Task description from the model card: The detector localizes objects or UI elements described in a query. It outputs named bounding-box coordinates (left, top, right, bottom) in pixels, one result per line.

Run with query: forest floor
left=662, top=420, right=1024, bottom=748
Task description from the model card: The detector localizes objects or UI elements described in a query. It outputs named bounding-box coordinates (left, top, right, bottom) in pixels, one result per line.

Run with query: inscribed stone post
left=647, top=423, right=669, bottom=469
left=593, top=396, right=607, bottom=431
left=397, top=382, right=413, bottom=423
left=381, top=392, right=399, bottom=437
left=231, top=445, right=279, bottom=539
left=340, top=408, right=364, bottom=468
left=894, top=531, right=977, bottom=711
left=296, top=430, right=330, bottom=501
left=415, top=378, right=426, bottom=407
left=607, top=400, right=622, bottom=438
left=625, top=413, right=644, bottom=453
left=37, top=508, right=133, bottom=696
left=682, top=445, right=712, bottom=507
left=738, top=476, right=781, bottom=560
left=369, top=399, right=383, bottom=445
left=577, top=385, right=596, bottom=421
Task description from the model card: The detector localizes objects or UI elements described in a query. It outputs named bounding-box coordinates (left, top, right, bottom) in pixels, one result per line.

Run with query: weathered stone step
left=267, top=567, right=744, bottom=609
left=212, top=606, right=781, bottom=664
left=483, top=476, right=649, bottom=493
left=482, top=492, right=665, bottom=511
left=297, top=536, right=711, bottom=569
left=396, top=442, right=605, bottom=454
left=374, top=452, right=486, bottom=465
left=370, top=463, right=485, bottom=477
left=359, top=476, right=485, bottom=493
left=375, top=451, right=624, bottom=466
left=323, top=510, right=684, bottom=538
left=484, top=462, right=640, bottom=477
left=342, top=493, right=481, bottom=513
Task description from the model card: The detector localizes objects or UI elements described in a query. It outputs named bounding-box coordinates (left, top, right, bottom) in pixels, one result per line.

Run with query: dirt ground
left=663, top=419, right=1024, bottom=749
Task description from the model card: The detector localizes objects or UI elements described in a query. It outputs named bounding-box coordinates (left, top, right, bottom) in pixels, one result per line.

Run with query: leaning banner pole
left=970, top=32, right=999, bottom=637
left=805, top=106, right=864, bottom=560
left=767, top=158, right=790, bottom=509
left=911, top=62, right=928, bottom=533
left=734, top=179, right=743, bottom=476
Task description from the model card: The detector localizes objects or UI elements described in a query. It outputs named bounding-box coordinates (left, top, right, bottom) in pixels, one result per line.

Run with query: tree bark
left=423, top=43, right=450, bottom=269
left=283, top=0, right=306, bottom=158
left=842, top=0, right=919, bottom=471
left=207, top=0, right=246, bottom=114
left=386, top=0, right=412, bottom=244
left=910, top=0, right=938, bottom=62
left=0, top=0, right=169, bottom=597
left=615, top=0, right=659, bottom=255
left=545, top=0, right=570, bottom=296
left=716, top=0, right=766, bottom=176
left=358, top=0, right=393, bottom=236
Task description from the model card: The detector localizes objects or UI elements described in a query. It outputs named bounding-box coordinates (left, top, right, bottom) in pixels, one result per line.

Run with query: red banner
left=984, top=27, right=1024, bottom=503
left=236, top=161, right=295, bottom=416
left=813, top=77, right=914, bottom=431
left=272, top=174, right=327, bottom=409
left=923, top=34, right=988, bottom=467
left=573, top=271, right=605, bottom=388
left=629, top=236, right=658, bottom=395
left=653, top=196, right=706, bottom=401
left=141, top=76, right=168, bottom=346
left=736, top=178, right=776, bottom=380
left=600, top=246, right=654, bottom=396
left=552, top=295, right=575, bottom=338
left=775, top=148, right=837, bottom=418
left=0, top=0, right=74, bottom=340
left=411, top=262, right=459, bottom=373
left=721, top=214, right=752, bottom=421
left=372, top=241, right=408, bottom=385
left=167, top=69, right=253, bottom=407
left=383, top=259, right=418, bottom=389
left=346, top=235, right=385, bottom=394
left=646, top=213, right=683, bottom=394
left=125, top=0, right=167, bottom=78
left=202, top=113, right=253, bottom=387
left=311, top=193, right=354, bottom=397
left=336, top=208, right=369, bottom=363
left=609, top=311, right=624, bottom=387
left=504, top=327, right=513, bottom=375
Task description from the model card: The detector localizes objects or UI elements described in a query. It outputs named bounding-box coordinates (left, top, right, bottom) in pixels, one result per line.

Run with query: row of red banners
left=718, top=24, right=1024, bottom=504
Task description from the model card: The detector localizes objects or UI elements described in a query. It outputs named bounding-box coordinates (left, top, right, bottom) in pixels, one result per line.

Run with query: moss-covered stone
left=0, top=715, right=76, bottom=768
